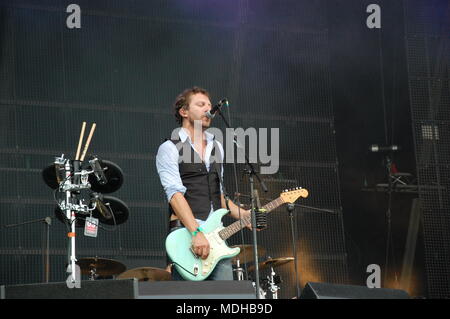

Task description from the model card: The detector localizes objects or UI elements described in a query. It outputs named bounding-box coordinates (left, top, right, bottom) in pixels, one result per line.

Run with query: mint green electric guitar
left=165, top=188, right=309, bottom=281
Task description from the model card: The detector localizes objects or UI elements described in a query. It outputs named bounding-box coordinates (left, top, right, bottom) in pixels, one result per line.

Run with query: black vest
left=168, top=138, right=222, bottom=221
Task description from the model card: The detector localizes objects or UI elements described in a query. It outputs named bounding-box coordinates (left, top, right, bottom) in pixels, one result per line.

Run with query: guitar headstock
left=280, top=187, right=309, bottom=203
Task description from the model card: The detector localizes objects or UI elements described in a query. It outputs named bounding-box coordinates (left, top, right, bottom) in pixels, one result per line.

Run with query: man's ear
left=179, top=107, right=188, bottom=119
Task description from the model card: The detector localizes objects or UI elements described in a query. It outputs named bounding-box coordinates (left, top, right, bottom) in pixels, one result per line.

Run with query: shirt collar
left=179, top=127, right=215, bottom=144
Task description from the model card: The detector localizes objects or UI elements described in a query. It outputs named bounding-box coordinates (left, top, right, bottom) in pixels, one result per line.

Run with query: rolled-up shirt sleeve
left=156, top=141, right=186, bottom=202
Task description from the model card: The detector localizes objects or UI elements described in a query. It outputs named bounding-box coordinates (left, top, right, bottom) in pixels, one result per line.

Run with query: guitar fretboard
left=218, top=197, right=285, bottom=240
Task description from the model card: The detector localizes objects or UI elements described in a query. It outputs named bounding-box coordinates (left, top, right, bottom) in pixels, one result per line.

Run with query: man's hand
left=241, top=210, right=264, bottom=231
left=222, top=197, right=262, bottom=231
left=191, top=231, right=210, bottom=259
left=239, top=210, right=258, bottom=231
left=242, top=210, right=253, bottom=230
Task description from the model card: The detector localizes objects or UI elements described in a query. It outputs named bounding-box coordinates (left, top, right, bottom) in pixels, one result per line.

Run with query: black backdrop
left=0, top=0, right=448, bottom=299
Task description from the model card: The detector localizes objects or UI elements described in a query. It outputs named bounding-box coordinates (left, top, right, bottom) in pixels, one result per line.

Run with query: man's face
left=182, top=93, right=212, bottom=129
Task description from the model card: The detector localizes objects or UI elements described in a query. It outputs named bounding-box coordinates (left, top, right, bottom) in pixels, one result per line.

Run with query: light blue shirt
left=156, top=128, right=224, bottom=221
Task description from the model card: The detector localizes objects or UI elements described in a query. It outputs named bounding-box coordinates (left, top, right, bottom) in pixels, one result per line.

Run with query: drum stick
left=75, top=122, right=86, bottom=161
left=79, top=123, right=96, bottom=162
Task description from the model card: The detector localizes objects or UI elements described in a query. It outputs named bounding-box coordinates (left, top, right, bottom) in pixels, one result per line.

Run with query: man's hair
left=173, top=86, right=210, bottom=125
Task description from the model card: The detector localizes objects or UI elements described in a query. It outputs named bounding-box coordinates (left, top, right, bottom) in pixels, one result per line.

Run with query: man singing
left=156, top=86, right=252, bottom=280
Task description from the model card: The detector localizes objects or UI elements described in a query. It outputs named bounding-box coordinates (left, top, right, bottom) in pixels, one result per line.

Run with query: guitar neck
left=219, top=197, right=285, bottom=240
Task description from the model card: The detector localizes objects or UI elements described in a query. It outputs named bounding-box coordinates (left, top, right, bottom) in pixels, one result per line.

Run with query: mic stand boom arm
left=4, top=217, right=52, bottom=283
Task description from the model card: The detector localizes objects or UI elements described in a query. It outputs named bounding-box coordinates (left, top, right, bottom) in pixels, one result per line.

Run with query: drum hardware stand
left=267, top=266, right=281, bottom=299
left=57, top=155, right=97, bottom=287
left=61, top=122, right=98, bottom=288
left=88, top=267, right=98, bottom=281
left=252, top=281, right=267, bottom=299
left=216, top=106, right=268, bottom=299
left=3, top=217, right=52, bottom=283
left=43, top=122, right=127, bottom=286
left=233, top=259, right=245, bottom=281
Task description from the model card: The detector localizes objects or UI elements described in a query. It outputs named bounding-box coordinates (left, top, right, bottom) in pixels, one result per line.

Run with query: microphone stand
left=216, top=108, right=267, bottom=299
left=289, top=203, right=338, bottom=298
left=287, top=203, right=301, bottom=298
left=237, top=194, right=337, bottom=298
left=384, top=152, right=397, bottom=286
left=4, top=217, right=52, bottom=283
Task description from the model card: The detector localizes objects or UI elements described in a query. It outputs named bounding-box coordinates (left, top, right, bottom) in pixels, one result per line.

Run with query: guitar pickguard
left=201, top=227, right=234, bottom=276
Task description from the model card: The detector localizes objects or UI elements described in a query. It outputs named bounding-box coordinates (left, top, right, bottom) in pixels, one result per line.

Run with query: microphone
left=89, top=157, right=108, bottom=185
left=370, top=144, right=400, bottom=152
left=205, top=99, right=229, bottom=119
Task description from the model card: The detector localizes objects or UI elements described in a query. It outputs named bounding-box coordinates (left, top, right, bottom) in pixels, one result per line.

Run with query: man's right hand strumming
left=191, top=231, right=210, bottom=259
left=169, top=192, right=211, bottom=259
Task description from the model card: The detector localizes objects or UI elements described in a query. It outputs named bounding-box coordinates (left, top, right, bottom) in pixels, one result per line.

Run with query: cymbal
left=76, top=257, right=126, bottom=276
left=231, top=245, right=266, bottom=264
left=247, top=257, right=294, bottom=272
left=116, top=267, right=171, bottom=281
